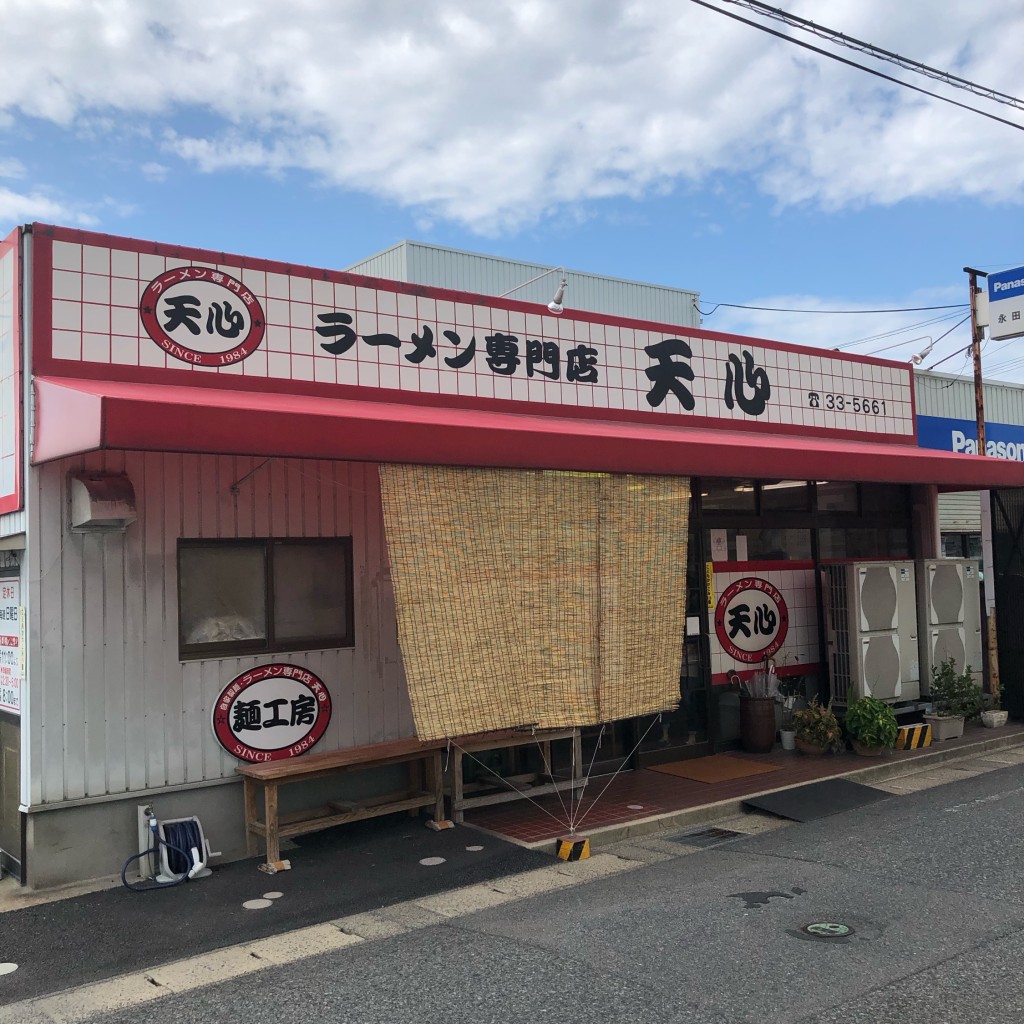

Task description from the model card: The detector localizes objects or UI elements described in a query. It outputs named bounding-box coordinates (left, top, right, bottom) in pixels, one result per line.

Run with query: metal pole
left=964, top=266, right=1000, bottom=709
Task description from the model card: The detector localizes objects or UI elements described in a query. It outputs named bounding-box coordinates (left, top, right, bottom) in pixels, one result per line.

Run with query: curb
left=507, top=729, right=1024, bottom=853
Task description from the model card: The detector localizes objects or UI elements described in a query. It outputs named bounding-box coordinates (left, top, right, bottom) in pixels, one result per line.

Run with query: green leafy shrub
left=930, top=658, right=984, bottom=720
left=791, top=698, right=844, bottom=752
left=844, top=696, right=898, bottom=749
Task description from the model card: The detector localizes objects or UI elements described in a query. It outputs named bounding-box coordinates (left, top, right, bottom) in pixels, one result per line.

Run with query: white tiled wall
left=46, top=238, right=916, bottom=438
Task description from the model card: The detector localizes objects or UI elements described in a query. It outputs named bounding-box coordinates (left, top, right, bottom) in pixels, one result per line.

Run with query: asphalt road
left=68, top=760, right=1024, bottom=1024
left=0, top=814, right=550, bottom=1005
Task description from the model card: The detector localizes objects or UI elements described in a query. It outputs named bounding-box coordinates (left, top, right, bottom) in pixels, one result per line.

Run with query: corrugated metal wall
left=915, top=369, right=1024, bottom=422
left=26, top=452, right=413, bottom=806
left=939, top=492, right=981, bottom=533
left=916, top=370, right=1024, bottom=535
left=346, top=240, right=701, bottom=328
left=343, top=242, right=408, bottom=284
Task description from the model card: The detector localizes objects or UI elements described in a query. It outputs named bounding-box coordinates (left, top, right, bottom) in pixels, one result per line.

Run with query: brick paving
left=465, top=721, right=1024, bottom=844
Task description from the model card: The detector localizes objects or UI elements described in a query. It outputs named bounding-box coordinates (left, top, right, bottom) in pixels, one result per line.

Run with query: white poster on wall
left=0, top=579, right=19, bottom=715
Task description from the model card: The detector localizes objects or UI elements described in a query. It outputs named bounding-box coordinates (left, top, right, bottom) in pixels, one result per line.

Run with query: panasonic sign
left=919, top=415, right=1024, bottom=462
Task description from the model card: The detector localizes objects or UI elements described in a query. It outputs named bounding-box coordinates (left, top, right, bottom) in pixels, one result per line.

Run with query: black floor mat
left=743, top=778, right=891, bottom=822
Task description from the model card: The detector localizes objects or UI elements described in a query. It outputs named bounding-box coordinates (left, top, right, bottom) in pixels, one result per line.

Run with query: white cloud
left=0, top=186, right=97, bottom=226
left=0, top=0, right=1022, bottom=230
left=0, top=158, right=25, bottom=180
left=140, top=161, right=169, bottom=182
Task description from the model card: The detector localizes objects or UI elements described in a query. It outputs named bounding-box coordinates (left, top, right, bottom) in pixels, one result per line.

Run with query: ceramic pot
left=982, top=709, right=1009, bottom=729
left=794, top=736, right=829, bottom=756
left=923, top=713, right=965, bottom=741
left=851, top=739, right=885, bottom=756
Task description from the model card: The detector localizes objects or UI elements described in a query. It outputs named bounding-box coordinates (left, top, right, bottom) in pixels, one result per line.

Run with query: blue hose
left=120, top=815, right=199, bottom=892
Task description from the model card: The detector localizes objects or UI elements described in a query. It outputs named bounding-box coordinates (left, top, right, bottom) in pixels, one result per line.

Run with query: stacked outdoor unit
left=824, top=561, right=920, bottom=705
left=917, top=558, right=983, bottom=693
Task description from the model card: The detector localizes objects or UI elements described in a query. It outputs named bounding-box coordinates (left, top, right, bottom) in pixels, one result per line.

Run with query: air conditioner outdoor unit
left=824, top=561, right=919, bottom=705
left=918, top=558, right=983, bottom=692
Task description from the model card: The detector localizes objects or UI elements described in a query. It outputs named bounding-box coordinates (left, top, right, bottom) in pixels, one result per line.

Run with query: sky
left=2, top=0, right=1024, bottom=380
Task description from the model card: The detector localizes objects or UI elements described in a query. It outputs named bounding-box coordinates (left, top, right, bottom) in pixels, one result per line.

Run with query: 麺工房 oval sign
left=714, top=576, right=789, bottom=663
left=212, top=664, right=332, bottom=762
left=140, top=267, right=266, bottom=367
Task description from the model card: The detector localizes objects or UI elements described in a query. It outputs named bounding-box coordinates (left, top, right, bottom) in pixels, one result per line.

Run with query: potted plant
left=776, top=677, right=805, bottom=752
left=981, top=688, right=1009, bottom=729
left=925, top=657, right=984, bottom=741
left=790, top=698, right=844, bottom=755
left=982, top=702, right=1009, bottom=729
left=844, top=696, right=898, bottom=756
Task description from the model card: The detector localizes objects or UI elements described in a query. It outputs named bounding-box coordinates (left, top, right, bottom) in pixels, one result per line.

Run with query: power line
left=717, top=0, right=1024, bottom=111
left=687, top=0, right=1024, bottom=133
left=835, top=310, right=967, bottom=350
left=696, top=300, right=966, bottom=315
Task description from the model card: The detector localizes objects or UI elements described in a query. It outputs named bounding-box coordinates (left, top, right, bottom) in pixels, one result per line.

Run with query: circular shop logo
left=140, top=267, right=266, bottom=367
left=212, top=664, right=332, bottom=762
left=713, top=576, right=789, bottom=663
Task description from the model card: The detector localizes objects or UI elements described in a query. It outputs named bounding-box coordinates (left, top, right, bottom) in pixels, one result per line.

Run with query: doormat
left=743, top=778, right=890, bottom=822
left=648, top=754, right=782, bottom=784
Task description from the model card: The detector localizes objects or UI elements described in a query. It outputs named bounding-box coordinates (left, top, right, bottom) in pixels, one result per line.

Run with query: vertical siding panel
left=252, top=460, right=271, bottom=538
left=37, top=464, right=65, bottom=802
left=231, top=458, right=250, bottom=539
left=269, top=459, right=288, bottom=536
left=303, top=459, right=319, bottom=538
left=122, top=452, right=148, bottom=792
left=287, top=460, right=304, bottom=537
left=349, top=463, right=372, bottom=743
left=143, top=452, right=168, bottom=788
left=81, top=532, right=107, bottom=795
left=329, top=461, right=355, bottom=749
left=161, top=454, right=185, bottom=786
left=61, top=457, right=89, bottom=800
left=198, top=456, right=218, bottom=538
left=102, top=532, right=127, bottom=794
left=34, top=448, right=409, bottom=805
left=181, top=659, right=205, bottom=782
left=183, top=456, right=214, bottom=783
left=216, top=456, right=236, bottom=539
left=201, top=659, right=227, bottom=780
left=318, top=459, right=332, bottom=539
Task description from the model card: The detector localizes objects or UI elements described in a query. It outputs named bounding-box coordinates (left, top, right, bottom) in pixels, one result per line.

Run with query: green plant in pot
left=844, top=696, right=898, bottom=755
left=925, top=657, right=984, bottom=741
left=790, top=697, right=843, bottom=755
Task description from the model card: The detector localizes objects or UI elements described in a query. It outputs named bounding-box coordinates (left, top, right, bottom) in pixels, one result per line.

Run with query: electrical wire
left=716, top=0, right=1024, bottom=111
left=687, top=0, right=1024, bottom=133
left=836, top=311, right=967, bottom=351
left=695, top=300, right=966, bottom=316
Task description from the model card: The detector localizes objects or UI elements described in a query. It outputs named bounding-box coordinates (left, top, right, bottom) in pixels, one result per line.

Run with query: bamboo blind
left=379, top=465, right=690, bottom=741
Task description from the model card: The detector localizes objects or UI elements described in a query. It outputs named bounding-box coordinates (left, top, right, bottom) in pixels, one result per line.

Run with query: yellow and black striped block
left=896, top=723, right=932, bottom=749
left=556, top=835, right=591, bottom=861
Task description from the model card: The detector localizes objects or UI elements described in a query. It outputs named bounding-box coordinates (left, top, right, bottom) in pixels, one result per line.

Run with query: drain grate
left=668, top=827, right=745, bottom=847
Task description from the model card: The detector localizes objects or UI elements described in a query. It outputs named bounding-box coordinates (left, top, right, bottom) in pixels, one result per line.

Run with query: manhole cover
left=802, top=922, right=854, bottom=938
left=669, top=827, right=744, bottom=848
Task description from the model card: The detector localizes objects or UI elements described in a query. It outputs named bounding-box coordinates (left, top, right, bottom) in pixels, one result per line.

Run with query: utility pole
left=964, top=266, right=1000, bottom=710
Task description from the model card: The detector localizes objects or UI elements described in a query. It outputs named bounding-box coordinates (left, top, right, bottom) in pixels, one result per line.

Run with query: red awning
left=33, top=376, right=1024, bottom=489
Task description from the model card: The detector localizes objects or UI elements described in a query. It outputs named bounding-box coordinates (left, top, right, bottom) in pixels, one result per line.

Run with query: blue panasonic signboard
left=918, top=414, right=1024, bottom=461
left=988, top=265, right=1024, bottom=341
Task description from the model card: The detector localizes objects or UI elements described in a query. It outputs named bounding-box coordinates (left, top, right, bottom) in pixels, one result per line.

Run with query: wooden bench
left=447, top=727, right=584, bottom=824
left=237, top=737, right=447, bottom=874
